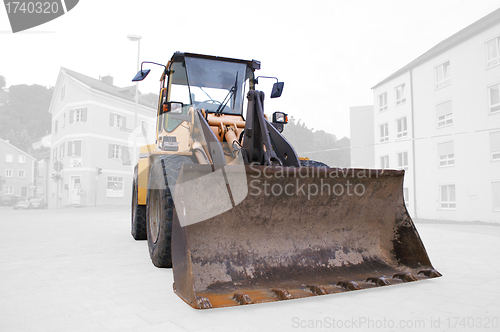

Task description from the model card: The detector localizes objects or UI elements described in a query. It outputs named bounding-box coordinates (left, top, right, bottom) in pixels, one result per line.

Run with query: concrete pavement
left=0, top=206, right=499, bottom=332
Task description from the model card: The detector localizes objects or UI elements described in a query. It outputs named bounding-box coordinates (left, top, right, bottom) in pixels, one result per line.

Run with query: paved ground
left=0, top=205, right=499, bottom=332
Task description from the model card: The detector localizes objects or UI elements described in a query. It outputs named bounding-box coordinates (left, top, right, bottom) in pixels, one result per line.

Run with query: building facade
left=47, top=68, right=156, bottom=208
left=32, top=134, right=51, bottom=200
left=371, top=9, right=500, bottom=223
left=0, top=138, right=35, bottom=198
left=349, top=105, right=375, bottom=168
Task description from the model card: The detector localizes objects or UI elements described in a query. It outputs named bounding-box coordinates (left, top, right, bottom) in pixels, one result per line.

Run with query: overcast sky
left=1, top=0, right=499, bottom=138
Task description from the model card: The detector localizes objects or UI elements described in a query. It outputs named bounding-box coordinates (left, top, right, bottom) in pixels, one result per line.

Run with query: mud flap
left=171, top=165, right=441, bottom=309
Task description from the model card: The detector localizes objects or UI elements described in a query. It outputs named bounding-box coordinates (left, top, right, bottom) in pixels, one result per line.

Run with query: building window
left=491, top=131, right=500, bottom=161
left=62, top=113, right=66, bottom=128
left=395, top=83, right=406, bottom=105
left=75, top=109, right=83, bottom=123
left=403, top=187, right=410, bottom=207
left=438, top=141, right=455, bottom=167
left=378, top=92, right=387, bottom=112
left=107, top=176, right=124, bottom=197
left=493, top=182, right=500, bottom=211
left=5, top=169, right=12, bottom=177
left=53, top=148, right=57, bottom=161
left=110, top=113, right=127, bottom=129
left=109, top=144, right=122, bottom=159
left=486, top=36, right=500, bottom=68
left=18, top=155, right=26, bottom=163
left=435, top=61, right=451, bottom=89
left=69, top=108, right=88, bottom=123
left=380, top=155, right=389, bottom=169
left=396, top=117, right=407, bottom=138
left=54, top=120, right=58, bottom=134
left=108, top=144, right=131, bottom=165
left=18, top=170, right=25, bottom=178
left=379, top=123, right=389, bottom=143
left=67, top=140, right=82, bottom=157
left=6, top=154, right=13, bottom=163
left=488, top=83, right=500, bottom=114
left=436, top=100, right=453, bottom=128
left=440, top=184, right=456, bottom=210
left=5, top=185, right=13, bottom=194
left=397, top=151, right=408, bottom=171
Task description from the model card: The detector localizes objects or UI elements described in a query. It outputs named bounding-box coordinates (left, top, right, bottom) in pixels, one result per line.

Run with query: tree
left=0, top=84, right=53, bottom=152
left=0, top=175, right=5, bottom=191
left=0, top=75, right=5, bottom=90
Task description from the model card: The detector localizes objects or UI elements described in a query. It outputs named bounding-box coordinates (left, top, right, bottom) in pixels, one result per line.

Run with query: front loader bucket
left=171, top=165, right=441, bottom=309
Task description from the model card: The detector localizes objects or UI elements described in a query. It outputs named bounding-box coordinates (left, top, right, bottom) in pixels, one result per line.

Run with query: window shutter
left=493, top=182, right=500, bottom=209
left=121, top=116, right=127, bottom=130
left=109, top=114, right=114, bottom=127
left=69, top=110, right=74, bottom=123
left=67, top=141, right=72, bottom=156
left=82, top=108, right=88, bottom=122
left=438, top=141, right=454, bottom=156
left=108, top=144, right=113, bottom=158
left=436, top=101, right=452, bottom=117
left=121, top=146, right=131, bottom=165
left=75, top=141, right=82, bottom=156
left=490, top=131, right=500, bottom=152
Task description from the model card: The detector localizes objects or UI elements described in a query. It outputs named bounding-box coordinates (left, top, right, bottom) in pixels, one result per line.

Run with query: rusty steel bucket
left=171, top=164, right=441, bottom=309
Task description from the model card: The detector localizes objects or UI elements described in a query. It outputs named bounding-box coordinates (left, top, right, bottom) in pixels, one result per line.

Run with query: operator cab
left=165, top=53, right=257, bottom=113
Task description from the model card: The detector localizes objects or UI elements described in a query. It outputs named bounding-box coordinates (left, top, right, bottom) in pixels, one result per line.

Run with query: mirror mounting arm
left=131, top=61, right=167, bottom=82
left=254, top=76, right=284, bottom=98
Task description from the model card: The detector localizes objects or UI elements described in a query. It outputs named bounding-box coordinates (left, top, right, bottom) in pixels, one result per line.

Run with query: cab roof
left=170, top=52, right=261, bottom=71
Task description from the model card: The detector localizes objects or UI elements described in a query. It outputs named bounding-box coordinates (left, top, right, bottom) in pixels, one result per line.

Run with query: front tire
left=131, top=167, right=147, bottom=240
left=146, top=155, right=193, bottom=268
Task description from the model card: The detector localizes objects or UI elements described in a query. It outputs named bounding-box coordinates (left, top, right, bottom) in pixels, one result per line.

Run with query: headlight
left=272, top=112, right=288, bottom=124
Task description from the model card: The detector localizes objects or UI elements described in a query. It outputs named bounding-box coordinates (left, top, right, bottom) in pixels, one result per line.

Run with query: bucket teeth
left=233, top=293, right=253, bottom=305
left=306, top=285, right=328, bottom=295
left=418, top=269, right=442, bottom=278
left=366, top=277, right=391, bottom=286
left=393, top=273, right=418, bottom=282
left=196, top=297, right=213, bottom=309
left=272, top=288, right=293, bottom=300
left=336, top=281, right=361, bottom=291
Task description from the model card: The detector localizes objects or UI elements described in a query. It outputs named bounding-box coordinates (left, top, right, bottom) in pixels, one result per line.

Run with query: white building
left=0, top=138, right=36, bottom=198
left=371, top=8, right=500, bottom=223
left=349, top=105, right=375, bottom=168
left=47, top=68, right=157, bottom=208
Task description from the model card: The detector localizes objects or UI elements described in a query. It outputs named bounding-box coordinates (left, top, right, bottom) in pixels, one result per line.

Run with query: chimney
left=101, top=75, right=113, bottom=86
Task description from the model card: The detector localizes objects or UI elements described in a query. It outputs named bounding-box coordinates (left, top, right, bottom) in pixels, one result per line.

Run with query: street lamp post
left=127, top=34, right=142, bottom=163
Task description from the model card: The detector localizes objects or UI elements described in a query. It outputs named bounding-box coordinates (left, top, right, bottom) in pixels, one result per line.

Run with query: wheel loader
left=131, top=52, right=441, bottom=309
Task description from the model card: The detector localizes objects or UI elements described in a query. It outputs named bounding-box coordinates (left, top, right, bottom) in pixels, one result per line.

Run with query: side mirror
left=163, top=101, right=183, bottom=114
left=270, top=82, right=284, bottom=98
left=132, top=69, right=151, bottom=82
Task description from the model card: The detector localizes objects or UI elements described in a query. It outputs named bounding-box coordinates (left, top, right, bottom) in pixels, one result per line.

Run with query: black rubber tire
left=131, top=167, right=147, bottom=240
left=146, top=155, right=193, bottom=268
left=300, top=159, right=329, bottom=168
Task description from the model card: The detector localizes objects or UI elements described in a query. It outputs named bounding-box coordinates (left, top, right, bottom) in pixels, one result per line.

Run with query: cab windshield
left=168, top=56, right=252, bottom=115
